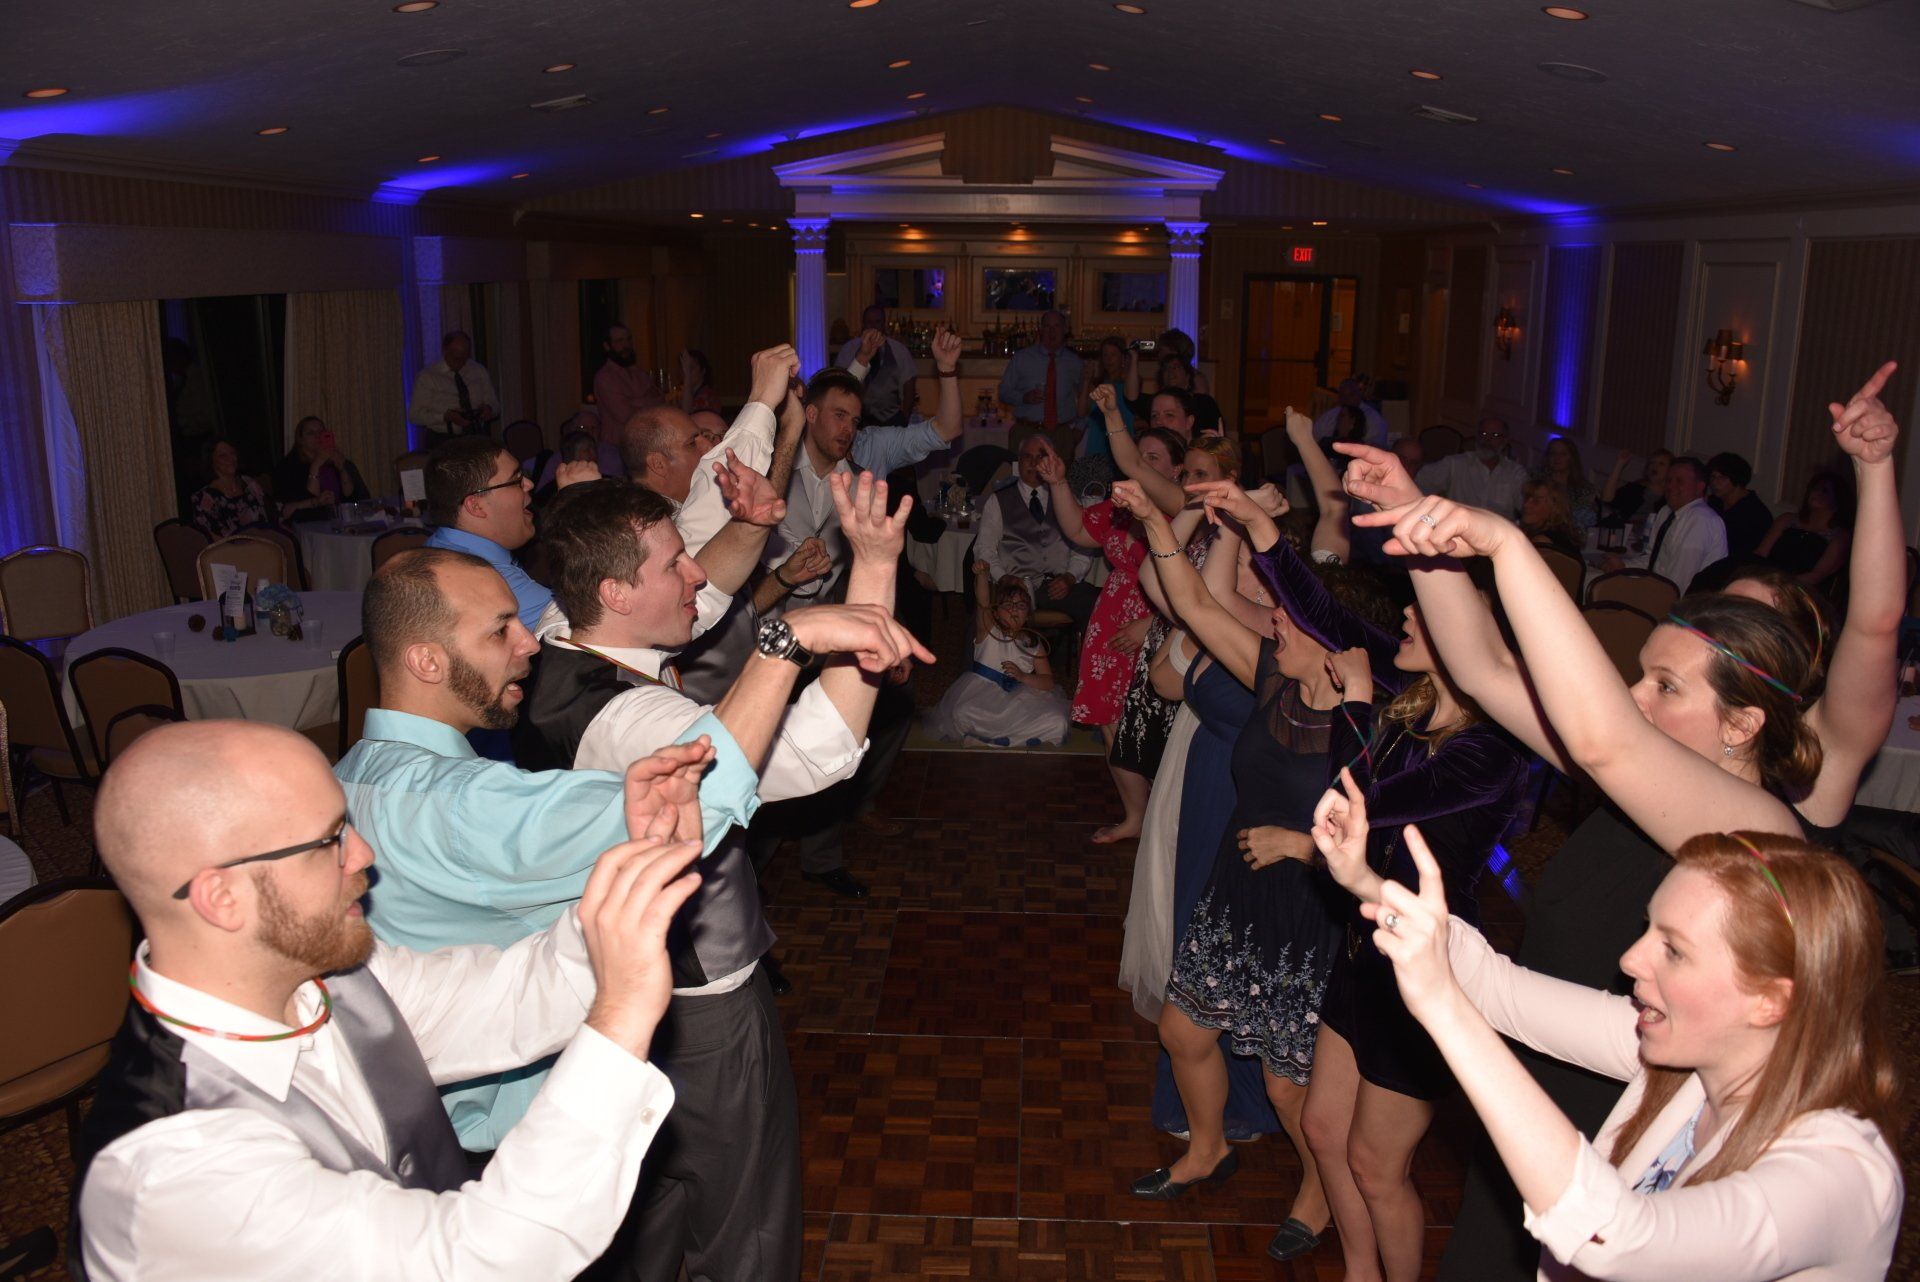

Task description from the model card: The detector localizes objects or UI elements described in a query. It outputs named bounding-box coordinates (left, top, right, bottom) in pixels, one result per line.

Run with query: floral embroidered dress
left=191, top=477, right=272, bottom=538
left=1071, top=499, right=1151, bottom=726
left=1164, top=638, right=1348, bottom=1084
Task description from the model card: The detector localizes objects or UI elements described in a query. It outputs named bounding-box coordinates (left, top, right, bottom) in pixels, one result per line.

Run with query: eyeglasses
left=469, top=474, right=528, bottom=498
left=172, top=820, right=350, bottom=900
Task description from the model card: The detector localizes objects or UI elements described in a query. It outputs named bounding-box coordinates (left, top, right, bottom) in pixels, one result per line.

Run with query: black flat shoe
left=761, top=953, right=792, bottom=997
left=802, top=868, right=870, bottom=900
left=1266, top=1218, right=1323, bottom=1261
left=1128, top=1148, right=1239, bottom=1200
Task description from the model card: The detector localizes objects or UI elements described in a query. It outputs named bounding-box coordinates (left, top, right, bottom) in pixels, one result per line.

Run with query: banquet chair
left=68, top=648, right=185, bottom=769
left=1586, top=567, right=1679, bottom=617
left=243, top=525, right=310, bottom=592
left=153, top=519, right=210, bottom=603
left=1418, top=424, right=1464, bottom=462
left=0, top=877, right=136, bottom=1162
left=103, top=704, right=185, bottom=766
left=300, top=636, right=377, bottom=764
left=1581, top=602, right=1659, bottom=685
left=0, top=637, right=96, bottom=823
left=1535, top=545, right=1586, bottom=601
left=0, top=702, right=19, bottom=839
left=0, top=546, right=93, bottom=645
left=371, top=526, right=431, bottom=572
left=196, top=535, right=291, bottom=600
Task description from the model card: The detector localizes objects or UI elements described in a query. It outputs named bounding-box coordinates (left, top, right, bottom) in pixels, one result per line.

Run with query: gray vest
left=991, top=482, right=1071, bottom=580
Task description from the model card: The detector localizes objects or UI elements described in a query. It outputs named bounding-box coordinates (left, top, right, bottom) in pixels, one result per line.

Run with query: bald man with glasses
left=72, top=718, right=705, bottom=1282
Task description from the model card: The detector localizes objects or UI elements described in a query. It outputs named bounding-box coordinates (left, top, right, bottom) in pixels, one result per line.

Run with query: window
left=158, top=295, right=287, bottom=517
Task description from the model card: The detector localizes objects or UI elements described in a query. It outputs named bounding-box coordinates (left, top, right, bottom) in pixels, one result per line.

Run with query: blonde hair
left=1609, top=832, right=1899, bottom=1182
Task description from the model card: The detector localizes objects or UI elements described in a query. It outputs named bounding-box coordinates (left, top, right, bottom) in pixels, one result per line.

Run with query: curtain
left=283, top=289, right=408, bottom=497
left=438, top=284, right=473, bottom=339
left=32, top=301, right=175, bottom=621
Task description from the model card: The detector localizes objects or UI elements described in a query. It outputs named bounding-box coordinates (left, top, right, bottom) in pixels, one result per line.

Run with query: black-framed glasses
left=172, top=820, right=350, bottom=900
left=469, top=474, right=528, bottom=498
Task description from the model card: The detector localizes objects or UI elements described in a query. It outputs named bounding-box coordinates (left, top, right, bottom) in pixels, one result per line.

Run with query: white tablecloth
left=1855, top=695, right=1920, bottom=813
left=297, top=520, right=421, bottom=593
left=907, top=521, right=976, bottom=594
left=0, top=836, right=34, bottom=905
left=63, top=591, right=363, bottom=732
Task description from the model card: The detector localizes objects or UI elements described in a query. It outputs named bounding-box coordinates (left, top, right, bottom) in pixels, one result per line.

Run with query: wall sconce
left=1493, top=306, right=1519, bottom=361
left=1703, top=328, right=1745, bottom=406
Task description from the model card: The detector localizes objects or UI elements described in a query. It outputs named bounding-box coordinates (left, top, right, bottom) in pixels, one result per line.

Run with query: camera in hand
left=1128, top=339, right=1158, bottom=353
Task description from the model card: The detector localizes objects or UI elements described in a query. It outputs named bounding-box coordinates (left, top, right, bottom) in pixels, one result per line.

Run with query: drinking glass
left=306, top=618, right=327, bottom=651
left=151, top=630, right=176, bottom=661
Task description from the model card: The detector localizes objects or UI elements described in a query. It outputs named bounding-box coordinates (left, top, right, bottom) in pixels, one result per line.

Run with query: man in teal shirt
left=336, top=547, right=759, bottom=1149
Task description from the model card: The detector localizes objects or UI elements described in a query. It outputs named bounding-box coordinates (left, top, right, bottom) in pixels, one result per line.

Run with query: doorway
left=1238, top=274, right=1360, bottom=438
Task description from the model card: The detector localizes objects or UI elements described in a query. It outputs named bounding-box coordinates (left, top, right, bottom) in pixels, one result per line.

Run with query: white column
left=1164, top=221, right=1207, bottom=355
left=789, top=218, right=831, bottom=377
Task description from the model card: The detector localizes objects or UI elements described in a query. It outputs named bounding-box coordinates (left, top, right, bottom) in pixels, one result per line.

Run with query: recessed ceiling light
left=1705, top=140, right=1737, bottom=152
left=392, top=1, right=438, bottom=11
left=905, top=91, right=926, bottom=100
left=1113, top=2, right=1147, bottom=12
left=888, top=58, right=911, bottom=68
left=1311, top=219, right=1328, bottom=226
left=748, top=222, right=759, bottom=227
left=1542, top=5, right=1588, bottom=17
left=417, top=154, right=440, bottom=162
left=256, top=125, right=289, bottom=136
left=689, top=212, right=705, bottom=219
left=1465, top=181, right=1484, bottom=188
left=1551, top=166, right=1575, bottom=175
left=511, top=171, right=531, bottom=179
left=1266, top=137, right=1286, bottom=145
left=1318, top=112, right=1343, bottom=122
left=543, top=63, right=576, bottom=73
left=848, top=0, right=880, bottom=8
left=706, top=131, right=724, bottom=139
left=1410, top=69, right=1443, bottom=80
left=722, top=217, right=734, bottom=223
left=1075, top=95, right=1094, bottom=104
left=23, top=86, right=68, bottom=99
left=647, top=105, right=669, bottom=115
left=1089, top=62, right=1112, bottom=71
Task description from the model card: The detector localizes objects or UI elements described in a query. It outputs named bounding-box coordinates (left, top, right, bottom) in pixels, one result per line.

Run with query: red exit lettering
left=1291, top=246, right=1315, bottom=264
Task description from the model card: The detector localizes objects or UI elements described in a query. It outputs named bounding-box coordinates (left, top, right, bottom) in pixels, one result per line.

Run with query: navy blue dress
left=1151, top=657, right=1280, bottom=1139
left=1163, top=640, right=1349, bottom=1087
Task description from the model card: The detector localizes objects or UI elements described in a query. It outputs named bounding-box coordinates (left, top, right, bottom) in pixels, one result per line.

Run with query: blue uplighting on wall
left=1539, top=244, right=1603, bottom=432
left=0, top=90, right=191, bottom=141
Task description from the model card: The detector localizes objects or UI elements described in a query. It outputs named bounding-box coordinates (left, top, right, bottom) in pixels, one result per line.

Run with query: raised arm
left=1799, top=361, right=1905, bottom=825
left=691, top=450, right=786, bottom=598
left=1039, top=453, right=1100, bottom=548
left=810, top=472, right=935, bottom=739
left=1111, top=481, right=1260, bottom=687
left=1369, top=497, right=1801, bottom=847
left=1092, top=383, right=1184, bottom=515
left=1284, top=407, right=1350, bottom=561
left=928, top=326, right=963, bottom=442
left=970, top=559, right=997, bottom=643
left=1601, top=448, right=1631, bottom=505
left=1135, top=507, right=1207, bottom=617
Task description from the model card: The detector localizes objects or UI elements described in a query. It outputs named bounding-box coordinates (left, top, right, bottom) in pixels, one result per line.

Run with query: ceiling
left=6, top=0, right=1919, bottom=219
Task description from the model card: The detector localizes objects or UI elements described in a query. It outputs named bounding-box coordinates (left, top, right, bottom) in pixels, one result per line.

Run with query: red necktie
left=1042, top=353, right=1058, bottom=428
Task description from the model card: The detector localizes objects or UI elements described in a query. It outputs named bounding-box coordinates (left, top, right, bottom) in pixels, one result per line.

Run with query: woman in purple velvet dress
left=1186, top=478, right=1530, bottom=1276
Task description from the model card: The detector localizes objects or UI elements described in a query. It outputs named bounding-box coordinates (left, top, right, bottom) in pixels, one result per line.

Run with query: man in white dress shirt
left=408, top=330, right=501, bottom=441
left=974, top=434, right=1098, bottom=625
left=1415, top=415, right=1529, bottom=519
left=73, top=719, right=701, bottom=1281
left=1312, top=377, right=1390, bottom=448
left=1603, top=454, right=1727, bottom=592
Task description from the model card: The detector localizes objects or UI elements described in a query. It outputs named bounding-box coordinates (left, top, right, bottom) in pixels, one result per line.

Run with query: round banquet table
left=906, top=518, right=976, bottom=594
left=1854, top=694, right=1920, bottom=813
left=62, top=591, right=363, bottom=733
left=297, top=519, right=423, bottom=593
left=0, top=835, right=34, bottom=906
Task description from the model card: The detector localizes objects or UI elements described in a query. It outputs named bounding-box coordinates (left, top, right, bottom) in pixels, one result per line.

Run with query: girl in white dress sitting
left=926, top=562, right=1072, bottom=746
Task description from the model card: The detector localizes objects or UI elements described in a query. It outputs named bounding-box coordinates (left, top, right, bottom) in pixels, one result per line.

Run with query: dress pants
left=589, top=969, right=800, bottom=1282
left=747, top=679, right=914, bottom=876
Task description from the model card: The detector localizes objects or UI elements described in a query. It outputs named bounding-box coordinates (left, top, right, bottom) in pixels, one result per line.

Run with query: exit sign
left=1291, top=245, right=1315, bottom=264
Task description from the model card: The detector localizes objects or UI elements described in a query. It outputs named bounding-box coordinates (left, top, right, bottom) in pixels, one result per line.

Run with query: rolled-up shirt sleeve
left=678, top=402, right=777, bottom=557
left=756, top=681, right=868, bottom=803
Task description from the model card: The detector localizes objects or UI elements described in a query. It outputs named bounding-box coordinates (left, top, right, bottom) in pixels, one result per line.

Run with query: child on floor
left=926, top=562, right=1072, bottom=746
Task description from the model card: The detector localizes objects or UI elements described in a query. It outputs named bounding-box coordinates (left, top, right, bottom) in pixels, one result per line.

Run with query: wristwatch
left=755, top=616, right=815, bottom=667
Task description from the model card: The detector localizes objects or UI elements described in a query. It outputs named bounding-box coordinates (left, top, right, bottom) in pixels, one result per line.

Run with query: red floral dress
left=1071, top=500, right=1151, bottom=726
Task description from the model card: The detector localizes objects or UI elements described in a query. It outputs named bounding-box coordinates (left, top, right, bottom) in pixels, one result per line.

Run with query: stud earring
left=1723, top=743, right=1735, bottom=758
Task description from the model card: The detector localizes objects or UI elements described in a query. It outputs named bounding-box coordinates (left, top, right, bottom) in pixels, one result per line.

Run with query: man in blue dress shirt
left=997, top=309, right=1084, bottom=459
left=422, top=435, right=553, bottom=632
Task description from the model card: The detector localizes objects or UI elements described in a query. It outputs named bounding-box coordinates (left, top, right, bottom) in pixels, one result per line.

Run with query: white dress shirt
left=1632, top=497, right=1729, bottom=593
left=82, top=920, right=673, bottom=1282
left=975, top=481, right=1096, bottom=587
left=407, top=359, right=500, bottom=432
left=1312, top=403, right=1390, bottom=448
left=1417, top=452, right=1530, bottom=520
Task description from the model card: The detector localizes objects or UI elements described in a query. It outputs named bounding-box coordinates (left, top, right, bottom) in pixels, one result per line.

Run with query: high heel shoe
left=1128, top=1148, right=1239, bottom=1200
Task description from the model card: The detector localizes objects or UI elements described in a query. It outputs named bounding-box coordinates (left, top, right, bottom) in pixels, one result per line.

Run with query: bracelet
left=936, top=368, right=959, bottom=378
left=1148, top=545, right=1183, bottom=559
left=773, top=566, right=796, bottom=590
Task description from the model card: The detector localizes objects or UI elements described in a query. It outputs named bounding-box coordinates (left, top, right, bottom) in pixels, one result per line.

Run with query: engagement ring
left=1417, top=514, right=1437, bottom=527
left=1383, top=911, right=1401, bottom=931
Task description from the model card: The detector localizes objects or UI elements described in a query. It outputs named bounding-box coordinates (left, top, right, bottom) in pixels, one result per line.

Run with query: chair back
left=153, top=520, right=210, bottom=603
left=196, top=535, right=291, bottom=600
left=1582, top=602, right=1658, bottom=685
left=1587, top=568, right=1679, bottom=616
left=0, top=546, right=93, bottom=643
left=954, top=445, right=1014, bottom=499
left=1418, top=424, right=1464, bottom=462
left=394, top=450, right=431, bottom=501
left=370, top=527, right=431, bottom=572
left=0, top=878, right=136, bottom=1121
left=68, top=648, right=185, bottom=767
left=242, top=525, right=309, bottom=592
left=103, top=704, right=185, bottom=765
left=0, top=637, right=88, bottom=768
left=1535, top=545, right=1586, bottom=601
left=502, top=420, right=545, bottom=465
left=338, top=636, right=378, bottom=758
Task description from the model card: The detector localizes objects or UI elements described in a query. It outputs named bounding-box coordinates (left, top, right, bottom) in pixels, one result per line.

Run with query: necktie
left=1029, top=489, right=1046, bottom=523
left=1648, top=510, right=1677, bottom=571
left=453, top=368, right=473, bottom=431
left=1042, top=353, right=1058, bottom=428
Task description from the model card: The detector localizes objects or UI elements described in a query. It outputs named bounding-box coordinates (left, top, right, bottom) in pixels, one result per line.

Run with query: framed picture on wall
left=981, top=264, right=1058, bottom=313
left=870, top=265, right=948, bottom=311
left=1098, top=270, right=1167, bottom=314
left=1079, top=257, right=1171, bottom=329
